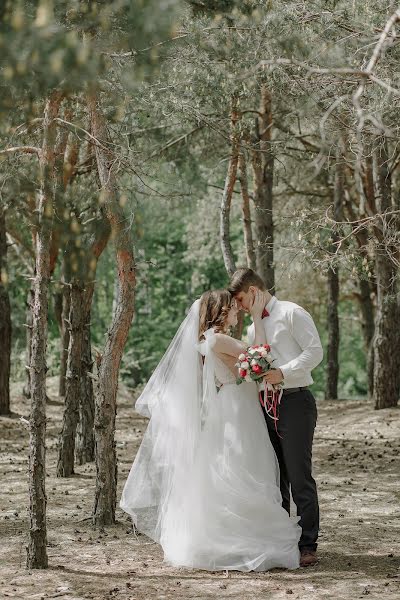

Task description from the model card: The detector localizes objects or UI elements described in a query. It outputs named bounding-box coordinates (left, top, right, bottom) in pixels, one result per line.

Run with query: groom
left=229, top=268, right=323, bottom=567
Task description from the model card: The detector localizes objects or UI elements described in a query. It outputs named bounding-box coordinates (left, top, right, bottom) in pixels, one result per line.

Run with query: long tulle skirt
left=122, top=381, right=301, bottom=571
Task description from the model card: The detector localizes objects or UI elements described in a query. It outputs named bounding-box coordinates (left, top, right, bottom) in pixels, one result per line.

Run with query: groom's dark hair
left=228, top=268, right=266, bottom=295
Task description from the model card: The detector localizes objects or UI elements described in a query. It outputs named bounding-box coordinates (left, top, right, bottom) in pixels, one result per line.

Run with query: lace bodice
left=214, top=355, right=236, bottom=385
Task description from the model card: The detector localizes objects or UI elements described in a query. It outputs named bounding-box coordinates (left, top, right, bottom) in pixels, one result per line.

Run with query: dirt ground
left=1, top=377, right=399, bottom=600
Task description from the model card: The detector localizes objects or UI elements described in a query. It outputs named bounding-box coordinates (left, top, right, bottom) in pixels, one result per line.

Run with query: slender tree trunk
left=58, top=287, right=70, bottom=398
left=220, top=96, right=240, bottom=277
left=58, top=252, right=72, bottom=398
left=27, top=91, right=62, bottom=569
left=357, top=277, right=375, bottom=397
left=23, top=286, right=35, bottom=399
left=75, top=307, right=95, bottom=465
left=373, top=136, right=400, bottom=409
left=56, top=118, right=80, bottom=399
left=325, top=157, right=343, bottom=400
left=238, top=151, right=257, bottom=271
left=0, top=208, right=11, bottom=415
left=57, top=279, right=85, bottom=477
left=373, top=250, right=399, bottom=409
left=251, top=84, right=275, bottom=292
left=325, top=268, right=339, bottom=399
left=88, top=92, right=136, bottom=526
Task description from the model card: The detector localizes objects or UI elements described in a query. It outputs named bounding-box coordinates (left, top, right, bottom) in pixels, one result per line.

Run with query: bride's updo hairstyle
left=198, top=289, right=233, bottom=340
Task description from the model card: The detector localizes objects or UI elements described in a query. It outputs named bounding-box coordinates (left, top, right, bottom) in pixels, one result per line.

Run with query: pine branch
left=0, top=146, right=41, bottom=157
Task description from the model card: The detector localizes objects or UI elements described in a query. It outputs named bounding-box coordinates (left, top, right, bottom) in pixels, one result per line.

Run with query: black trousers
left=262, top=389, right=319, bottom=551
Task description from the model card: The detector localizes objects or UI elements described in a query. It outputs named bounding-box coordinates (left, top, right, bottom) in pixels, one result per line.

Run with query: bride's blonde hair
left=198, top=289, right=233, bottom=340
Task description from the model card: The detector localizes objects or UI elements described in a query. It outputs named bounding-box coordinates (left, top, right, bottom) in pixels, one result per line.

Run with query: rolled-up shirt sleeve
left=279, top=307, right=323, bottom=386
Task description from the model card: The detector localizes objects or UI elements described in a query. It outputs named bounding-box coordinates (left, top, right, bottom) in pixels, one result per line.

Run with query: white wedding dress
left=120, top=302, right=300, bottom=571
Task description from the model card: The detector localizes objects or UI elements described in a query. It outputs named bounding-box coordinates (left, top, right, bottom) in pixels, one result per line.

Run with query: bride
left=120, top=289, right=301, bottom=571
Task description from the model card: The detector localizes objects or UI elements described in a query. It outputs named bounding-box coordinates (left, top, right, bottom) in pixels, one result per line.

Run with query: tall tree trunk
left=325, top=268, right=339, bottom=399
left=58, top=252, right=72, bottom=398
left=58, top=288, right=70, bottom=398
left=238, top=151, right=257, bottom=271
left=251, top=84, right=275, bottom=292
left=373, top=136, right=400, bottom=409
left=75, top=308, right=95, bottom=465
left=357, top=277, right=375, bottom=397
left=57, top=278, right=85, bottom=477
left=0, top=208, right=11, bottom=415
left=325, top=156, right=343, bottom=400
left=23, top=286, right=35, bottom=399
left=220, top=96, right=240, bottom=277
left=88, top=92, right=135, bottom=526
left=27, top=91, right=62, bottom=569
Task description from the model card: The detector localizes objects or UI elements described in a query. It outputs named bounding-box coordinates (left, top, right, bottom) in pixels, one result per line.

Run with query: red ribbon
left=259, top=387, right=283, bottom=439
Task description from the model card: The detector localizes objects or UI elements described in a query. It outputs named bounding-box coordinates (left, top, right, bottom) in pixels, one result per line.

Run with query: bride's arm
left=217, top=352, right=241, bottom=376
left=211, top=334, right=247, bottom=377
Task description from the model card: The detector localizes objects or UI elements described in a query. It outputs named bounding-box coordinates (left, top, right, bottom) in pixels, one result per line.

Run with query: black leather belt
left=282, top=386, right=309, bottom=395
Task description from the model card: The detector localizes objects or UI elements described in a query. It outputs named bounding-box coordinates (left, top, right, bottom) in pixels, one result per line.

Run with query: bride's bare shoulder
left=212, top=333, right=247, bottom=356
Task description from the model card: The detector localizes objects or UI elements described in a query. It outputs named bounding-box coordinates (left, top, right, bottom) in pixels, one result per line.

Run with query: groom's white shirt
left=247, top=296, right=323, bottom=389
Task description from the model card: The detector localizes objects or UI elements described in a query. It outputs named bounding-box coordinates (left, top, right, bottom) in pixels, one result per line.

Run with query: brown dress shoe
left=300, top=549, right=318, bottom=567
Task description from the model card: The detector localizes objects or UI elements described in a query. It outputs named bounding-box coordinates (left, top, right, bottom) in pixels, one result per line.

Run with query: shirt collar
left=266, top=295, right=277, bottom=313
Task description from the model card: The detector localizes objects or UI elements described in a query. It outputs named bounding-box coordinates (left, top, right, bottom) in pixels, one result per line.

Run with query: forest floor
left=0, top=377, right=399, bottom=600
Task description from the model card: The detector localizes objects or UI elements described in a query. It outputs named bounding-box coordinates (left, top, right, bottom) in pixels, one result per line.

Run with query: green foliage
left=5, top=0, right=396, bottom=402
left=0, top=0, right=182, bottom=115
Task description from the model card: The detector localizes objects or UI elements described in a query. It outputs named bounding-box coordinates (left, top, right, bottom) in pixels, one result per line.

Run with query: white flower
left=241, top=361, right=249, bottom=369
left=248, top=348, right=256, bottom=355
left=266, top=353, right=273, bottom=362
left=260, top=350, right=268, bottom=358
left=238, top=353, right=246, bottom=361
left=251, top=359, right=257, bottom=366
left=245, top=374, right=252, bottom=383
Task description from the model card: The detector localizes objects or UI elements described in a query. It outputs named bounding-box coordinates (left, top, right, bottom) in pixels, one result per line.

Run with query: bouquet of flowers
left=235, top=344, right=275, bottom=385
left=236, top=344, right=284, bottom=436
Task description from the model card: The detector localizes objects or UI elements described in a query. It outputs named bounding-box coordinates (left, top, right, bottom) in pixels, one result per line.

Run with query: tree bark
left=325, top=268, right=339, bottom=399
left=88, top=91, right=135, bottom=526
left=57, top=279, right=85, bottom=477
left=75, top=307, right=95, bottom=465
left=251, top=84, right=275, bottom=292
left=27, top=91, right=62, bottom=569
left=357, top=277, right=375, bottom=398
left=0, top=208, right=11, bottom=415
left=325, top=156, right=343, bottom=400
left=373, top=136, right=400, bottom=409
left=56, top=126, right=79, bottom=399
left=220, top=97, right=240, bottom=277
left=23, top=287, right=35, bottom=399
left=58, top=269, right=71, bottom=398
left=238, top=151, right=257, bottom=271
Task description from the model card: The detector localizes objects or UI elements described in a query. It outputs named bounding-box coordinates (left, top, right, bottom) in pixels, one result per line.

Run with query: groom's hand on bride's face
left=264, top=369, right=284, bottom=385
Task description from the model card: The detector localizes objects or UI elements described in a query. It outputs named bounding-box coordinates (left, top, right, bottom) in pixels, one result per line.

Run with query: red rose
left=252, top=364, right=262, bottom=373
left=239, top=369, right=247, bottom=378
left=263, top=344, right=271, bottom=351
